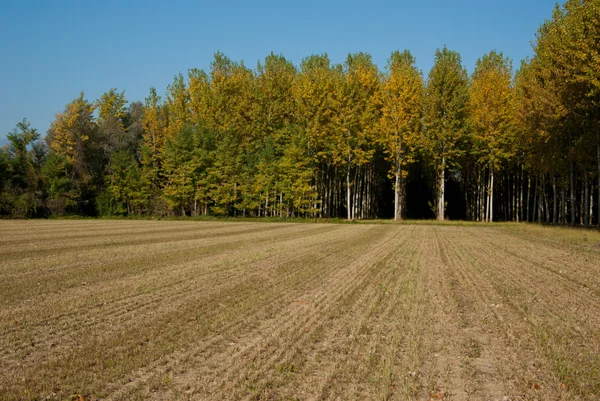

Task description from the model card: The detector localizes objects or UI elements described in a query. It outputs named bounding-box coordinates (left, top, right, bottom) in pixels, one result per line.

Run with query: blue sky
left=0, top=0, right=558, bottom=146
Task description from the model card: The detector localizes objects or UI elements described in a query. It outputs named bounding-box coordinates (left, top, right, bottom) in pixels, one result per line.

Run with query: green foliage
left=0, top=119, right=44, bottom=217
left=277, top=125, right=319, bottom=215
left=207, top=129, right=243, bottom=216
left=42, top=152, right=79, bottom=215
left=423, top=46, right=470, bottom=168
left=162, top=124, right=217, bottom=215
left=100, top=150, right=143, bottom=215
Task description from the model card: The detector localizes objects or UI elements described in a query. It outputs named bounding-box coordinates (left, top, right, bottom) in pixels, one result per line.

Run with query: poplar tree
left=138, top=88, right=169, bottom=213
left=188, top=68, right=211, bottom=126
left=96, top=89, right=130, bottom=162
left=380, top=50, right=423, bottom=220
left=46, top=92, right=97, bottom=214
left=423, top=47, right=470, bottom=221
left=253, top=53, right=299, bottom=215
left=470, top=51, right=516, bottom=222
left=142, top=87, right=168, bottom=157
left=206, top=53, right=255, bottom=213
left=334, top=53, right=380, bottom=220
left=98, top=88, right=128, bottom=127
left=293, top=54, right=338, bottom=216
left=166, top=73, right=191, bottom=140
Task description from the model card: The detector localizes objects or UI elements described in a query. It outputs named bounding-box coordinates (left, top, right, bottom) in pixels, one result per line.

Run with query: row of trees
left=516, top=0, right=600, bottom=228
left=1, top=0, right=599, bottom=228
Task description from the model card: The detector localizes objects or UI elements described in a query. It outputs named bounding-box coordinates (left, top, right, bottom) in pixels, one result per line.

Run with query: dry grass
left=1, top=220, right=599, bottom=400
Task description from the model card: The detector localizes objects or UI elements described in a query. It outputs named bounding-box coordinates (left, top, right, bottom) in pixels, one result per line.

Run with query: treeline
left=1, top=0, right=599, bottom=227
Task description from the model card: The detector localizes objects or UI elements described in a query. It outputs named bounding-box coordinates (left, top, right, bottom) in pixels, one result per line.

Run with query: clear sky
left=0, top=0, right=558, bottom=146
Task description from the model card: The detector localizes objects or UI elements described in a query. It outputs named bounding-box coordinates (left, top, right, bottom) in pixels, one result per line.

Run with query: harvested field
left=1, top=220, right=600, bottom=401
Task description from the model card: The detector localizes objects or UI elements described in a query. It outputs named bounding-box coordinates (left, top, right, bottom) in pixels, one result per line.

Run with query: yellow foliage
left=469, top=52, right=516, bottom=168
left=48, top=92, right=96, bottom=165
left=379, top=51, right=423, bottom=174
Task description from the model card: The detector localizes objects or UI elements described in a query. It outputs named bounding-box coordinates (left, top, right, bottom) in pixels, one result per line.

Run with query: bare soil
left=1, top=220, right=599, bottom=400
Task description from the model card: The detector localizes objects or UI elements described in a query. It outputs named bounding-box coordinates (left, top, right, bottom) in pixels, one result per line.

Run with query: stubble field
left=1, top=220, right=600, bottom=400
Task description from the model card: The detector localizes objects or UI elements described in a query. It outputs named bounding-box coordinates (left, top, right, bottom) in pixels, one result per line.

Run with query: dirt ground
left=1, top=220, right=599, bottom=400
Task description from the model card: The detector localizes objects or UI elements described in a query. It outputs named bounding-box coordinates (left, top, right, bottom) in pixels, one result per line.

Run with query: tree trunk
left=490, top=166, right=494, bottom=222
left=570, top=162, right=576, bottom=227
left=544, top=175, right=549, bottom=223
left=585, top=171, right=590, bottom=228
left=525, top=173, right=531, bottom=223
left=518, top=165, right=523, bottom=222
left=280, top=192, right=283, bottom=217
left=465, top=169, right=471, bottom=221
left=391, top=140, right=401, bottom=221
left=560, top=182, right=567, bottom=224
left=590, top=182, right=594, bottom=227
left=353, top=166, right=359, bottom=220
left=553, top=177, right=557, bottom=225
left=540, top=177, right=545, bottom=223
left=476, top=168, right=481, bottom=221
left=533, top=176, right=538, bottom=223
left=346, top=157, right=351, bottom=221
left=394, top=167, right=401, bottom=221
left=580, top=185, right=584, bottom=226
left=510, top=170, right=519, bottom=221
left=481, top=167, right=486, bottom=222
left=438, top=158, right=445, bottom=221
left=500, top=174, right=505, bottom=221
left=485, top=167, right=490, bottom=222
